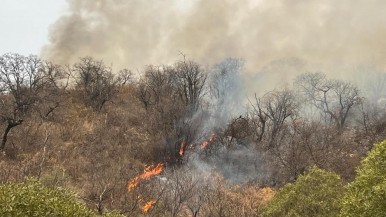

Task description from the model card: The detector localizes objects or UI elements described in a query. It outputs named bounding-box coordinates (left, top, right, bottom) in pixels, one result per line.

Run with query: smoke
left=205, top=58, right=246, bottom=128
left=42, top=0, right=386, bottom=183
left=186, top=145, right=264, bottom=184
left=43, top=0, right=386, bottom=73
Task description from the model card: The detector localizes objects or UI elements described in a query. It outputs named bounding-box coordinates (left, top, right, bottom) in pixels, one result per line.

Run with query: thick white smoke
left=43, top=0, right=386, bottom=73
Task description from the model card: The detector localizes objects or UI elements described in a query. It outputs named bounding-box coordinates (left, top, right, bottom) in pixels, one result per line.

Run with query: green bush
left=260, top=166, right=343, bottom=217
left=340, top=140, right=386, bottom=217
left=0, top=179, right=122, bottom=217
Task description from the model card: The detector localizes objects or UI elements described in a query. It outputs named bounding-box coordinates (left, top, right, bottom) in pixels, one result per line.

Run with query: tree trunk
left=0, top=119, right=23, bottom=150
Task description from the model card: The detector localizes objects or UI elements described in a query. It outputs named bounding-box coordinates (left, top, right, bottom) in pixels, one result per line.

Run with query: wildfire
left=141, top=200, right=157, bottom=213
left=179, top=141, right=185, bottom=157
left=140, top=163, right=164, bottom=179
left=128, top=177, right=140, bottom=192
left=127, top=163, right=164, bottom=192
left=200, top=133, right=216, bottom=149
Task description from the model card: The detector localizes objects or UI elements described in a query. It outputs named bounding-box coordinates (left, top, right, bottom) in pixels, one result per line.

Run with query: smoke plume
left=43, top=0, right=386, bottom=73
left=41, top=0, right=386, bottom=184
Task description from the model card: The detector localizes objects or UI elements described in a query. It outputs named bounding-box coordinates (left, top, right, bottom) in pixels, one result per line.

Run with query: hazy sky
left=0, top=0, right=67, bottom=55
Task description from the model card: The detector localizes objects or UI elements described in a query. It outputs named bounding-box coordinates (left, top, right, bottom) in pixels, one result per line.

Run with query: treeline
left=0, top=53, right=386, bottom=216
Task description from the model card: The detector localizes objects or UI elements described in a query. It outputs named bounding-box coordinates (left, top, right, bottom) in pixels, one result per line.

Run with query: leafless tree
left=250, top=89, right=298, bottom=148
left=137, top=65, right=175, bottom=107
left=173, top=60, right=207, bottom=112
left=295, top=72, right=360, bottom=128
left=355, top=98, right=386, bottom=148
left=135, top=61, right=207, bottom=163
left=160, top=169, right=200, bottom=217
left=264, top=90, right=297, bottom=145
left=249, top=96, right=267, bottom=143
left=137, top=60, right=206, bottom=115
left=73, top=57, right=121, bottom=111
left=0, top=53, right=61, bottom=150
left=117, top=68, right=132, bottom=86
left=136, top=82, right=152, bottom=111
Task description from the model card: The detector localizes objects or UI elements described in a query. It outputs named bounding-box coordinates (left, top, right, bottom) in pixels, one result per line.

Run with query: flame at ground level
left=179, top=141, right=185, bottom=157
left=140, top=163, right=164, bottom=179
left=200, top=133, right=216, bottom=149
left=127, top=163, right=164, bottom=192
left=127, top=177, right=140, bottom=192
left=141, top=200, right=157, bottom=213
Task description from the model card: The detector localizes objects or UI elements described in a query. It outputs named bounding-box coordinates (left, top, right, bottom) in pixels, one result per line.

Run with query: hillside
left=1, top=53, right=386, bottom=216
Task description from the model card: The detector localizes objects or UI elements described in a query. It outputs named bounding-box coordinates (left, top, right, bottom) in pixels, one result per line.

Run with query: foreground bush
left=0, top=179, right=122, bottom=217
left=340, top=140, right=386, bottom=217
left=260, top=166, right=343, bottom=217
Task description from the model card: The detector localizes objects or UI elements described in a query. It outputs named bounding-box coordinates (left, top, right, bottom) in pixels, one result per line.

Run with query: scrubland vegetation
left=1, top=53, right=386, bottom=216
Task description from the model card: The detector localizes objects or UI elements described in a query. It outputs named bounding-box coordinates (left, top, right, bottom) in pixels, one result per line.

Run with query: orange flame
left=139, top=163, right=163, bottom=180
left=179, top=141, right=185, bottom=157
left=141, top=200, right=157, bottom=213
left=200, top=133, right=216, bottom=149
left=127, top=163, right=164, bottom=192
left=128, top=177, right=140, bottom=192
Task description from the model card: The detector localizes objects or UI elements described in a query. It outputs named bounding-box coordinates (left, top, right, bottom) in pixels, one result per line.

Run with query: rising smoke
left=43, top=0, right=386, bottom=73
left=42, top=0, right=386, bottom=183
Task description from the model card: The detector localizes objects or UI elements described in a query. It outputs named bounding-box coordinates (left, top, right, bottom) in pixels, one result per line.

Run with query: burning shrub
left=126, top=165, right=275, bottom=217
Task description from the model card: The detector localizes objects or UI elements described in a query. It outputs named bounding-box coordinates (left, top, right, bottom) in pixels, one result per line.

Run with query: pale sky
left=0, top=0, right=67, bottom=55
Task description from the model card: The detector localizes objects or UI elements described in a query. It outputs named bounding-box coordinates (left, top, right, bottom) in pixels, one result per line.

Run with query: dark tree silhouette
left=0, top=53, right=60, bottom=150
